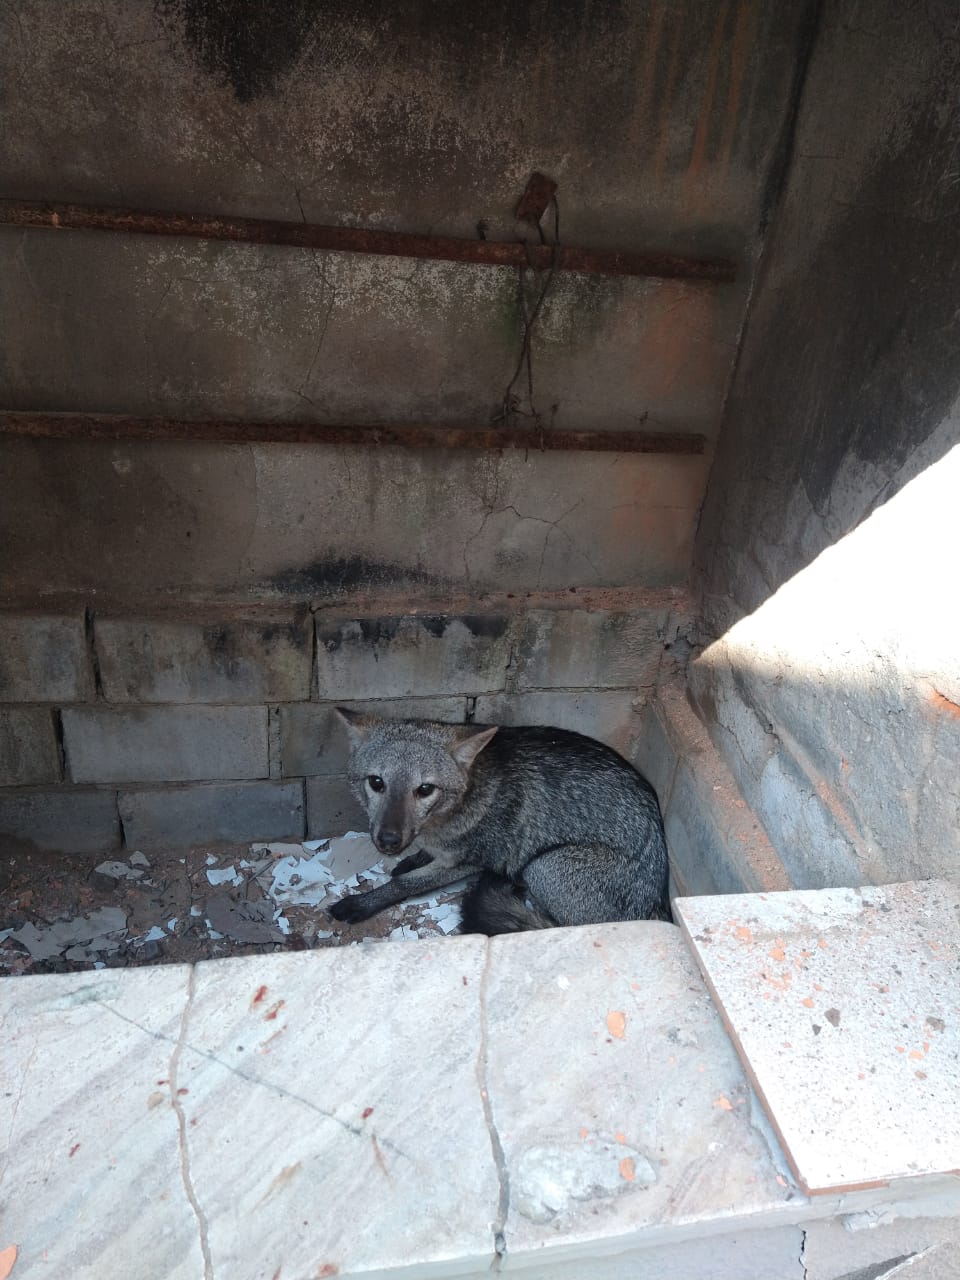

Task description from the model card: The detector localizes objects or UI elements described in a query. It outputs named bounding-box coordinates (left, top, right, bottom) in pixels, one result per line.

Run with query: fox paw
left=329, top=894, right=374, bottom=924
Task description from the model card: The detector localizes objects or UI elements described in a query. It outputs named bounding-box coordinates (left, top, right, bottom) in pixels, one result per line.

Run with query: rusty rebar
left=0, top=199, right=736, bottom=284
left=0, top=411, right=707, bottom=454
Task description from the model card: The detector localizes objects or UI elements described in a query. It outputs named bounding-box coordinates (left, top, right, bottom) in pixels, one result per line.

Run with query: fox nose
left=378, top=829, right=403, bottom=852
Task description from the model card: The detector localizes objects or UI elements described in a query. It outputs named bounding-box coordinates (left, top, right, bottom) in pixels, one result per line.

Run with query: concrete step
left=3, top=919, right=958, bottom=1279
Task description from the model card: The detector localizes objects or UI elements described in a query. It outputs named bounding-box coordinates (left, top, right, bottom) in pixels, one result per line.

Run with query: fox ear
left=334, top=707, right=372, bottom=743
left=450, top=724, right=498, bottom=769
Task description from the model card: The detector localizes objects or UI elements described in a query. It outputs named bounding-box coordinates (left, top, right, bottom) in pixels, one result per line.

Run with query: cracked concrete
left=475, top=944, right=509, bottom=1266
left=12, top=907, right=960, bottom=1278
left=169, top=968, right=212, bottom=1280
left=0, top=432, right=709, bottom=607
left=5, top=921, right=960, bottom=1279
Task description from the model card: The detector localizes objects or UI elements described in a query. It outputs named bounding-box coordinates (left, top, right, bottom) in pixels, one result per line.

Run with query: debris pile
left=0, top=833, right=466, bottom=976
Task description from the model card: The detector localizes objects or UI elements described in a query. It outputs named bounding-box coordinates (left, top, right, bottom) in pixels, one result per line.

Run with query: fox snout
left=369, top=796, right=417, bottom=857
left=373, top=826, right=407, bottom=855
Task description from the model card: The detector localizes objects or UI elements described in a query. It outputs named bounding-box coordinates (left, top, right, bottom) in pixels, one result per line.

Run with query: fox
left=328, top=711, right=669, bottom=934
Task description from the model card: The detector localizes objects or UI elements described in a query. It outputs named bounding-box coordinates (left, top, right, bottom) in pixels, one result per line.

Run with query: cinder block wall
left=0, top=596, right=687, bottom=851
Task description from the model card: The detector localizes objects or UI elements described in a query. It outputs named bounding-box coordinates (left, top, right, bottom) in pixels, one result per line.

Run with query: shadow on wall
left=695, top=9, right=960, bottom=633
left=691, top=425, right=960, bottom=889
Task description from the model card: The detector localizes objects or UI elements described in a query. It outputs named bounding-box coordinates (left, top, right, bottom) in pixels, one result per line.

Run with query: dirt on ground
left=0, top=833, right=466, bottom=977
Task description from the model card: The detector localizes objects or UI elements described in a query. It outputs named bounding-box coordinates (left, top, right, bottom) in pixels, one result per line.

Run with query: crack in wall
left=290, top=186, right=339, bottom=411
left=169, top=966, right=214, bottom=1280
left=462, top=497, right=595, bottom=589
left=476, top=942, right=509, bottom=1268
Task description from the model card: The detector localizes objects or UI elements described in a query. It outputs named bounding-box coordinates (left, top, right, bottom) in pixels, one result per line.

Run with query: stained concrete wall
left=0, top=440, right=708, bottom=607
left=0, top=0, right=815, bottom=606
left=693, top=2, right=960, bottom=886
left=0, top=2, right=819, bottom=841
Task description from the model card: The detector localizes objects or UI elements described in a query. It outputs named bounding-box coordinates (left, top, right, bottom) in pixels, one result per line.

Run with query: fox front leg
left=328, top=861, right=473, bottom=925
left=390, top=849, right=433, bottom=877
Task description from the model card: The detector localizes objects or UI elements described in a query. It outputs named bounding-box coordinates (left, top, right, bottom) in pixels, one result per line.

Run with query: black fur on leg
left=391, top=849, right=433, bottom=878
left=329, top=893, right=379, bottom=924
left=460, top=871, right=557, bottom=936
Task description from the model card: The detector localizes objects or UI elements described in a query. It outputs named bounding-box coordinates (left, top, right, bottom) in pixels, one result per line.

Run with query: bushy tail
left=460, top=872, right=557, bottom=936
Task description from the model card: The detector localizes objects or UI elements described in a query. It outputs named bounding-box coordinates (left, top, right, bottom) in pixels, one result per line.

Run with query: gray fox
left=328, top=711, right=669, bottom=934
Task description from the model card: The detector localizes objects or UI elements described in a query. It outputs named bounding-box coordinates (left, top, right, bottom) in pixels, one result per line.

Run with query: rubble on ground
left=0, top=833, right=466, bottom=976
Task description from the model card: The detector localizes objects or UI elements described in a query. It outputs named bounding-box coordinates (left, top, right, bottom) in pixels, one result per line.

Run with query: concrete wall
left=1, top=0, right=784, bottom=446
left=0, top=439, right=708, bottom=607
left=0, top=0, right=816, bottom=608
left=0, top=2, right=820, bottom=843
left=692, top=2, right=960, bottom=886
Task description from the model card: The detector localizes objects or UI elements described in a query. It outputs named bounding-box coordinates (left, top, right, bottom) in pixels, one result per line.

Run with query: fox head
left=335, top=711, right=498, bottom=857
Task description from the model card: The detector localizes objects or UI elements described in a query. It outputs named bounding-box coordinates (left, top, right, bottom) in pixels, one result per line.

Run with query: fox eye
left=367, top=775, right=385, bottom=793
left=415, top=783, right=436, bottom=798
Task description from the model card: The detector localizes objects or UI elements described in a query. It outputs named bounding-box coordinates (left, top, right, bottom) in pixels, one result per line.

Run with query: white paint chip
left=95, top=860, right=144, bottom=881
left=265, top=854, right=335, bottom=906
left=206, top=866, right=241, bottom=887
left=133, top=926, right=166, bottom=945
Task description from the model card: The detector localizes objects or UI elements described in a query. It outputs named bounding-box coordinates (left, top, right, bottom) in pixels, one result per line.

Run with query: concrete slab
left=675, top=881, right=960, bottom=1195
left=484, top=922, right=794, bottom=1268
left=5, top=919, right=960, bottom=1278
left=0, top=965, right=202, bottom=1279
left=179, top=940, right=498, bottom=1278
left=1, top=940, right=497, bottom=1279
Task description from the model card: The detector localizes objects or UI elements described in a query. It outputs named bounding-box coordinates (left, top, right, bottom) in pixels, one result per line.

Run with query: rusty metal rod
left=0, top=412, right=706, bottom=455
left=0, top=199, right=736, bottom=284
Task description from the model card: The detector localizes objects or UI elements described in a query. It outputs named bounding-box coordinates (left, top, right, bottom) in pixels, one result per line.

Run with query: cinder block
left=62, top=706, right=268, bottom=784
left=0, top=614, right=92, bottom=702
left=0, top=707, right=61, bottom=785
left=279, top=696, right=467, bottom=777
left=96, top=613, right=312, bottom=703
left=515, top=608, right=667, bottom=690
left=305, top=775, right=369, bottom=837
left=0, top=788, right=120, bottom=854
left=119, top=780, right=304, bottom=848
left=473, top=690, right=645, bottom=758
left=315, top=615, right=515, bottom=699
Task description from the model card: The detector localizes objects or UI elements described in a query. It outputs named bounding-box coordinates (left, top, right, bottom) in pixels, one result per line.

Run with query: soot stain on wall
left=154, top=0, right=326, bottom=102
left=790, top=91, right=960, bottom=513
left=267, top=557, right=444, bottom=599
left=697, top=41, right=960, bottom=621
left=154, top=0, right=636, bottom=106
